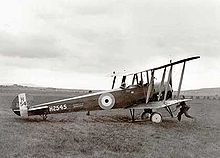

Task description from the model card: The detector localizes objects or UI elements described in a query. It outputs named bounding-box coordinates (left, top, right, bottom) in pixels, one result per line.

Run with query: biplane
left=11, top=56, right=200, bottom=123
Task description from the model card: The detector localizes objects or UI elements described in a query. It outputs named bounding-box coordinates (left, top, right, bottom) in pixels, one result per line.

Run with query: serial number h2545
left=49, top=104, right=67, bottom=112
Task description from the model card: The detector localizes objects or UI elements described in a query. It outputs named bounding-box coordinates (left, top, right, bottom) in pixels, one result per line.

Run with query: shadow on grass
left=11, top=114, right=194, bottom=130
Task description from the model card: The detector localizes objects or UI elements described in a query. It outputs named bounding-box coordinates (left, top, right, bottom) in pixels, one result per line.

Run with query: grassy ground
left=0, top=87, right=219, bottom=158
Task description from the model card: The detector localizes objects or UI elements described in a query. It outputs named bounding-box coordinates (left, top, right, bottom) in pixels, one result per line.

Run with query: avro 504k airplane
left=11, top=56, right=200, bottom=123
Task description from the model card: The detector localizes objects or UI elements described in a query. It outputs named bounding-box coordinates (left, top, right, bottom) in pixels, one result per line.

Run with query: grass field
left=0, top=86, right=219, bottom=158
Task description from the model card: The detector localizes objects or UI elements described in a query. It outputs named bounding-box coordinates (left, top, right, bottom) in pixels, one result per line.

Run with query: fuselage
left=11, top=83, right=172, bottom=117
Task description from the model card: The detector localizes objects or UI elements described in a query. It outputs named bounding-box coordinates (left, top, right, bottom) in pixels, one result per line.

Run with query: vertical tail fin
left=18, top=93, right=28, bottom=117
left=11, top=93, right=29, bottom=117
left=12, top=93, right=29, bottom=117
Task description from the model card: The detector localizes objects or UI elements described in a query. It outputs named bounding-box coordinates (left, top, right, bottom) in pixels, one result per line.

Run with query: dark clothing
left=177, top=102, right=193, bottom=121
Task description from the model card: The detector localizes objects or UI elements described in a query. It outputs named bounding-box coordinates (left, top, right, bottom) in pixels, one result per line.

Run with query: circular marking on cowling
left=98, top=93, right=115, bottom=110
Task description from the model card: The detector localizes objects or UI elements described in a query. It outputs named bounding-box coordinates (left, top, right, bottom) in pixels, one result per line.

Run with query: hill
left=1, top=84, right=219, bottom=101
left=180, top=87, right=220, bottom=97
left=0, top=84, right=97, bottom=105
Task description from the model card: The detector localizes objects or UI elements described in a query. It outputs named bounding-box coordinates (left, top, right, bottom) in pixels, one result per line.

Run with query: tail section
left=18, top=93, right=28, bottom=117
left=11, top=93, right=28, bottom=117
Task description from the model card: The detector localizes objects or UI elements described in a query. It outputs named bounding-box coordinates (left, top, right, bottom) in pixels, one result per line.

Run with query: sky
left=0, top=0, right=220, bottom=90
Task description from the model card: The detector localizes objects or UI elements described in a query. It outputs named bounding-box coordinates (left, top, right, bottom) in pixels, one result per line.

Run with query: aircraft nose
left=11, top=96, right=21, bottom=116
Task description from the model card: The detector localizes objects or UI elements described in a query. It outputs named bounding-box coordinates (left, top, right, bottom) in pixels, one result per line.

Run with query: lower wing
left=127, top=99, right=192, bottom=110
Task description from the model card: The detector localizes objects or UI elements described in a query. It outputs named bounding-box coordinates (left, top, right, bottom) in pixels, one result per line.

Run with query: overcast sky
left=0, top=0, right=220, bottom=90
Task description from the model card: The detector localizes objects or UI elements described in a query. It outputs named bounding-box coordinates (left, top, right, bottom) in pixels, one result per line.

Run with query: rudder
left=18, top=93, right=28, bottom=117
left=11, top=93, right=29, bottom=117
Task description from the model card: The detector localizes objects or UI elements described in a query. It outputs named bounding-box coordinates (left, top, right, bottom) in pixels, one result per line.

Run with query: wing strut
left=162, top=65, right=174, bottom=117
left=146, top=71, right=149, bottom=84
left=132, top=74, right=138, bottom=85
left=146, top=70, right=154, bottom=103
left=140, top=72, right=143, bottom=85
left=112, top=76, right=116, bottom=89
left=177, top=61, right=186, bottom=99
left=122, top=76, right=126, bottom=83
left=169, top=60, right=173, bottom=88
left=158, top=67, right=166, bottom=101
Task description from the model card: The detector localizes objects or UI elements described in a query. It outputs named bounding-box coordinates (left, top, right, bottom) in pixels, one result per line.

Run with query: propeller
left=177, top=61, right=186, bottom=99
left=158, top=67, right=166, bottom=101
left=163, top=65, right=173, bottom=103
left=146, top=70, right=154, bottom=103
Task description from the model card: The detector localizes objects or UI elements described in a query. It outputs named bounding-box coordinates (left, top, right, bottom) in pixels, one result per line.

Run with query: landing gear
left=86, top=111, right=90, bottom=116
left=41, top=114, right=47, bottom=120
left=129, top=109, right=135, bottom=122
left=166, top=106, right=174, bottom=118
left=141, top=109, right=162, bottom=123
left=150, top=112, right=162, bottom=123
left=141, top=109, right=152, bottom=120
left=129, top=109, right=162, bottom=123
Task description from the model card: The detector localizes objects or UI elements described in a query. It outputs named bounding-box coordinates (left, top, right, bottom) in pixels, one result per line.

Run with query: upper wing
left=125, top=56, right=200, bottom=76
left=127, top=99, right=192, bottom=110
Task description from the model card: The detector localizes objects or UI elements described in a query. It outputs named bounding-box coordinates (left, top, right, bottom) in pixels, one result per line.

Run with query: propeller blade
left=158, top=67, right=166, bottom=101
left=163, top=65, right=173, bottom=103
left=146, top=70, right=154, bottom=103
left=177, top=62, right=186, bottom=99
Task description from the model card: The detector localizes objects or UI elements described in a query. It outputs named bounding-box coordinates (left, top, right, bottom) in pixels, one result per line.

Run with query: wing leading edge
left=125, top=56, right=200, bottom=77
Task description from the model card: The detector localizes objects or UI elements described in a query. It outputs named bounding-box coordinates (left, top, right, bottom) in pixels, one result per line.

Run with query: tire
left=141, top=109, right=152, bottom=120
left=141, top=112, right=151, bottom=120
left=150, top=112, right=162, bottom=123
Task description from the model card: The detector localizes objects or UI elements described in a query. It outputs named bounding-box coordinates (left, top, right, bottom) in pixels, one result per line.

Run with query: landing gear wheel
left=141, top=112, right=151, bottom=120
left=150, top=112, right=162, bottom=123
left=141, top=109, right=152, bottom=120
